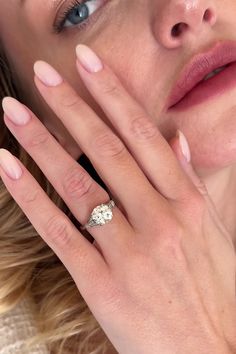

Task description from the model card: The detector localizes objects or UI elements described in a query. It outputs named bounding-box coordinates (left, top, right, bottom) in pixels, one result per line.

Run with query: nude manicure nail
left=76, top=44, right=103, bottom=73
left=177, top=130, right=191, bottom=163
left=0, top=149, right=23, bottom=180
left=34, top=61, right=64, bottom=87
left=2, top=97, right=31, bottom=126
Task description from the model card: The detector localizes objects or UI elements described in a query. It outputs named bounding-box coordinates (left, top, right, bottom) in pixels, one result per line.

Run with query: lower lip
left=168, top=62, right=236, bottom=111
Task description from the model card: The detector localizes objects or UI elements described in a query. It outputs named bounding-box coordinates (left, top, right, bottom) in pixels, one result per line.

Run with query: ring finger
left=2, top=98, right=133, bottom=262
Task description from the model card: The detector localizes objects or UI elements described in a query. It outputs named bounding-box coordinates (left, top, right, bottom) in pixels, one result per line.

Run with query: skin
left=0, top=47, right=236, bottom=352
left=1, top=0, right=236, bottom=247
left=0, top=1, right=236, bottom=352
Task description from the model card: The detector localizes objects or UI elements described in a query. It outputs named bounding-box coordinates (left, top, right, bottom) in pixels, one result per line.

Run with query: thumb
left=169, top=130, right=208, bottom=197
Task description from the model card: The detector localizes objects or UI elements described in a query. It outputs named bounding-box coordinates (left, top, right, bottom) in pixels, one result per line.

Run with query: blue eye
left=54, top=0, right=103, bottom=33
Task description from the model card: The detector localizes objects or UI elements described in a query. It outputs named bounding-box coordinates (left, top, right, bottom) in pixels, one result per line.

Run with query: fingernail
left=2, top=97, right=31, bottom=126
left=0, top=149, right=23, bottom=180
left=34, top=61, right=64, bottom=87
left=76, top=44, right=103, bottom=73
left=177, top=130, right=191, bottom=163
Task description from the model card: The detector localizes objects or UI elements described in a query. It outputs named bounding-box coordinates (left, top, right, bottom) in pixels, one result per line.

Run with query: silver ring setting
left=80, top=200, right=115, bottom=230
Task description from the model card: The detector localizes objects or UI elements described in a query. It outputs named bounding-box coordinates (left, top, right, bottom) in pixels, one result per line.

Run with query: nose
left=152, top=0, right=217, bottom=49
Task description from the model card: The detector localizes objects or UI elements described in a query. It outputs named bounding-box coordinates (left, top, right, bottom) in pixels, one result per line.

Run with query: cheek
left=174, top=100, right=236, bottom=177
left=196, top=108, right=236, bottom=169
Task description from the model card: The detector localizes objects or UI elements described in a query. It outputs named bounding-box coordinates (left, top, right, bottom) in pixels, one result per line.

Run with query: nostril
left=203, top=9, right=213, bottom=22
left=171, top=23, right=188, bottom=37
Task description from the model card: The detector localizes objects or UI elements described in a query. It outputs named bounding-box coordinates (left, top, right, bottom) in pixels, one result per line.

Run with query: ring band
left=80, top=200, right=116, bottom=230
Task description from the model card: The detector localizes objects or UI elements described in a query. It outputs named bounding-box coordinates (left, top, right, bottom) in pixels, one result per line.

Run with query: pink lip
left=166, top=40, right=236, bottom=111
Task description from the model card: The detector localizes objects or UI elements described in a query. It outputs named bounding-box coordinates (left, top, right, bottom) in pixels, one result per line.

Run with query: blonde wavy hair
left=0, top=44, right=116, bottom=354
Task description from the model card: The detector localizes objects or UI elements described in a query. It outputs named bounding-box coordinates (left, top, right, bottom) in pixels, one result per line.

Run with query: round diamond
left=90, top=204, right=113, bottom=225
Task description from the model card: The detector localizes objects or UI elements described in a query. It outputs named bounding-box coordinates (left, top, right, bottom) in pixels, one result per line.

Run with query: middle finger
left=33, top=59, right=168, bottom=223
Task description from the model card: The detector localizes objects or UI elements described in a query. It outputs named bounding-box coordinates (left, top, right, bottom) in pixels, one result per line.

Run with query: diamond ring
left=80, top=200, right=116, bottom=230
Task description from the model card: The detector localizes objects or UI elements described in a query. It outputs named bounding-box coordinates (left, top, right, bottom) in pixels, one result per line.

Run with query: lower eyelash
left=53, top=0, right=103, bottom=34
left=53, top=0, right=86, bottom=33
left=53, top=0, right=110, bottom=34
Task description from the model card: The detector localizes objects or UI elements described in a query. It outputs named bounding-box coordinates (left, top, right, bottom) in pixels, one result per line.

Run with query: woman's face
left=1, top=0, right=236, bottom=179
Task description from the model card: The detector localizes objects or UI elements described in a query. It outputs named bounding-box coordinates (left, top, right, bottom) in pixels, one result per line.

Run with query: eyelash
left=53, top=0, right=101, bottom=34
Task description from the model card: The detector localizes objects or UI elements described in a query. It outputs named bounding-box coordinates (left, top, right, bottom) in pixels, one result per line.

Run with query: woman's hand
left=0, top=44, right=236, bottom=354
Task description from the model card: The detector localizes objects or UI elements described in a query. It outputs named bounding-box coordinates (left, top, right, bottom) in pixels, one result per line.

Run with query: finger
left=2, top=97, right=133, bottom=263
left=0, top=148, right=110, bottom=303
left=74, top=44, right=198, bottom=203
left=33, top=60, right=168, bottom=225
left=169, top=132, right=235, bottom=248
left=169, top=131, right=213, bottom=200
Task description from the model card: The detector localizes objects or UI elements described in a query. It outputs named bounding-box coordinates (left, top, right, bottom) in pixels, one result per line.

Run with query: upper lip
left=166, top=40, right=236, bottom=109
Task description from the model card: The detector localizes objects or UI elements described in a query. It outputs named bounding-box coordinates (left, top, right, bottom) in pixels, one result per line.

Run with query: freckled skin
left=1, top=0, right=236, bottom=245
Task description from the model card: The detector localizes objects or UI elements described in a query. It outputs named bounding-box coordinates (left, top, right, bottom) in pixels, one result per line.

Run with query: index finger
left=74, top=45, right=197, bottom=202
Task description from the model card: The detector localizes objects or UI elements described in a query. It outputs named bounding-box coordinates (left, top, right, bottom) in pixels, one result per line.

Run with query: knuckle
left=62, top=166, right=94, bottom=200
left=26, top=132, right=50, bottom=149
left=21, top=187, right=40, bottom=205
left=176, top=190, right=206, bottom=224
left=60, top=91, right=81, bottom=110
left=129, top=114, right=158, bottom=142
left=100, top=80, right=120, bottom=97
left=92, top=132, right=126, bottom=159
left=183, top=189, right=206, bottom=214
left=194, top=179, right=209, bottom=197
left=44, top=214, right=73, bottom=248
left=160, top=224, right=185, bottom=258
